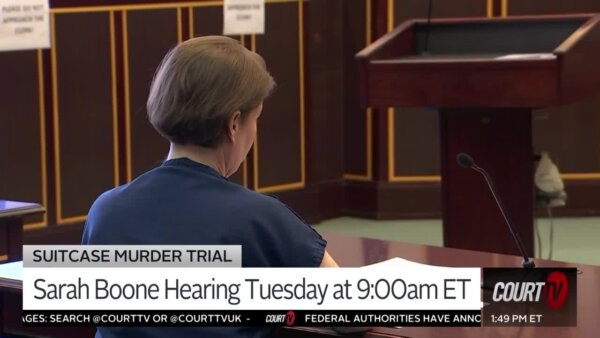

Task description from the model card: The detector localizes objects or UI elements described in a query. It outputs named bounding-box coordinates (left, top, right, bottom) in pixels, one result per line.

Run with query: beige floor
left=313, top=216, right=600, bottom=266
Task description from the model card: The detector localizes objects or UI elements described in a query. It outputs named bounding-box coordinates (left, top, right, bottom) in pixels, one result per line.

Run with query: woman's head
left=147, top=36, right=275, bottom=174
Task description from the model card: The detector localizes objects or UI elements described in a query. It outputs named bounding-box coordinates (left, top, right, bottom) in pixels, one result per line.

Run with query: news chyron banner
left=21, top=246, right=578, bottom=328
left=22, top=245, right=481, bottom=327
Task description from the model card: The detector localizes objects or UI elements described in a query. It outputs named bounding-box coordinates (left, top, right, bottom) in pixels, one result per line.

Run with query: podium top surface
left=0, top=200, right=44, bottom=219
left=0, top=261, right=22, bottom=291
left=407, top=17, right=584, bottom=56
left=358, top=15, right=594, bottom=60
left=357, top=14, right=600, bottom=108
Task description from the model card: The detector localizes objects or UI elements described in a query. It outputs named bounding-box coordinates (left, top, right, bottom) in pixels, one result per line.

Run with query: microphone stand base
left=522, top=260, right=536, bottom=268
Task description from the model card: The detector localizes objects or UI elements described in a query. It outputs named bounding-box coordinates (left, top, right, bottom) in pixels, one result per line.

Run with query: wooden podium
left=0, top=200, right=44, bottom=262
left=356, top=15, right=600, bottom=255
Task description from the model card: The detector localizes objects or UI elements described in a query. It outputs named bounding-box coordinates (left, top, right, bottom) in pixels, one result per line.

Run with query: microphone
left=456, top=152, right=535, bottom=268
left=423, top=0, right=434, bottom=55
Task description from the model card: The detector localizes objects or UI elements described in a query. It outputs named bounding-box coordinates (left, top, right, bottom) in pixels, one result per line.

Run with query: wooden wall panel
left=125, top=9, right=177, bottom=180
left=191, top=6, right=221, bottom=36
left=0, top=51, right=46, bottom=226
left=307, top=0, right=345, bottom=182
left=507, top=0, right=600, bottom=15
left=52, top=12, right=117, bottom=223
left=392, top=108, right=439, bottom=176
left=533, top=97, right=600, bottom=173
left=254, top=2, right=304, bottom=192
left=343, top=0, right=370, bottom=179
left=393, top=0, right=488, bottom=23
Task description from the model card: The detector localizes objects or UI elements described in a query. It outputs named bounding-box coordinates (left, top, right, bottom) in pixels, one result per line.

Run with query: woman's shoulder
left=221, top=186, right=306, bottom=225
left=230, top=186, right=290, bottom=212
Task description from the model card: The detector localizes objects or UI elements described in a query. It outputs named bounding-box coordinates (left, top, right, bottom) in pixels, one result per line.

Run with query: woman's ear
left=227, top=111, right=242, bottom=142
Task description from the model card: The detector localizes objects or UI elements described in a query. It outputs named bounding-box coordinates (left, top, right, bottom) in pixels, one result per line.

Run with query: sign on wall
left=0, top=0, right=50, bottom=52
left=223, top=0, right=265, bottom=35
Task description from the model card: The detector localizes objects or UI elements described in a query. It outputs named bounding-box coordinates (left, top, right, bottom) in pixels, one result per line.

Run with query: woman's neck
left=167, top=143, right=229, bottom=176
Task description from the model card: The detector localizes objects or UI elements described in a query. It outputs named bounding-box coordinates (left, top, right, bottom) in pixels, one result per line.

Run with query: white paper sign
left=0, top=0, right=50, bottom=52
left=223, top=0, right=265, bottom=35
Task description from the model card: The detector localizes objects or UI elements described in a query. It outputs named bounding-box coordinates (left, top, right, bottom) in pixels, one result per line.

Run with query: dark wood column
left=440, top=108, right=534, bottom=256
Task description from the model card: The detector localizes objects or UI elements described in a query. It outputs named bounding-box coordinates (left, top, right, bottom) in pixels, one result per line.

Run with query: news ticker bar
left=22, top=310, right=482, bottom=327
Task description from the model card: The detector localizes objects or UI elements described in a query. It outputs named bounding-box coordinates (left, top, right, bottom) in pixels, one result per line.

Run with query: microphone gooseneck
left=456, top=152, right=535, bottom=269
left=423, top=0, right=434, bottom=55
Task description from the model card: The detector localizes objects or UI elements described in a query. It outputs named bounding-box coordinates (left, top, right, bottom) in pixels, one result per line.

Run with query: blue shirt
left=82, top=157, right=327, bottom=338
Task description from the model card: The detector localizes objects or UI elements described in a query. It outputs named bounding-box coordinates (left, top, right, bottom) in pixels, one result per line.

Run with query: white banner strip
left=24, top=258, right=481, bottom=311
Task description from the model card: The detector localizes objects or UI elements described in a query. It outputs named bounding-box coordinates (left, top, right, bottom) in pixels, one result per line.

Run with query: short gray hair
left=147, top=36, right=275, bottom=147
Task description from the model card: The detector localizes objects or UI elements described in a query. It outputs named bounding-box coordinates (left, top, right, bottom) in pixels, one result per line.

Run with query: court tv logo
left=483, top=268, right=577, bottom=327
left=285, top=311, right=296, bottom=326
left=491, top=271, right=568, bottom=310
